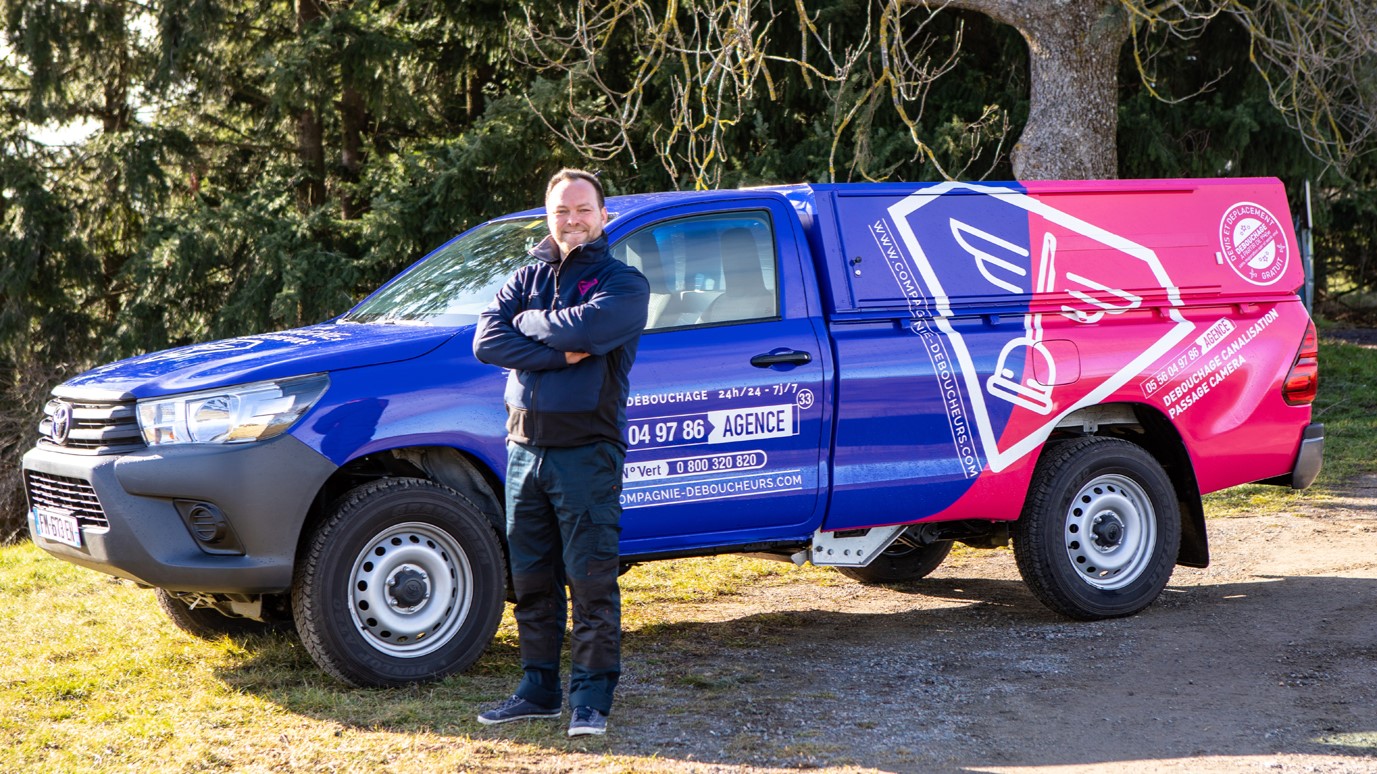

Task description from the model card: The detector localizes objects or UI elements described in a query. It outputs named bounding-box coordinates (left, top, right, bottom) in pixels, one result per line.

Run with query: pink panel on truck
left=823, top=177, right=1311, bottom=530
left=1022, top=179, right=1311, bottom=496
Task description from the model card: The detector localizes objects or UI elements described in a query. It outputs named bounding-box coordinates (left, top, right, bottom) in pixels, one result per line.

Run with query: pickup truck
left=23, top=178, right=1323, bottom=687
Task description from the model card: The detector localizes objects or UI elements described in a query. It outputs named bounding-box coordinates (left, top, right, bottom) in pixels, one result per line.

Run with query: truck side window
left=612, top=211, right=778, bottom=330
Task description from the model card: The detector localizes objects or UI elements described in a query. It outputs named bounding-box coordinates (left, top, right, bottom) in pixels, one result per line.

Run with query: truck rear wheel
left=837, top=539, right=952, bottom=583
left=1013, top=437, right=1180, bottom=620
left=292, top=478, right=506, bottom=687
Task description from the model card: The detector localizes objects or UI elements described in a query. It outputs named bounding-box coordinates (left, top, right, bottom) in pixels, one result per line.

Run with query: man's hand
left=565, top=351, right=590, bottom=365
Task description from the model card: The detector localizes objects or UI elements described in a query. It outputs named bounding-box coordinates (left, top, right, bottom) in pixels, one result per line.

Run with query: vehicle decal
left=623, top=450, right=768, bottom=482
left=1219, top=202, right=1290, bottom=286
left=622, top=470, right=806, bottom=508
left=870, top=219, right=982, bottom=479
left=1143, top=305, right=1278, bottom=419
left=625, top=403, right=799, bottom=451
left=622, top=380, right=817, bottom=510
left=626, top=390, right=710, bottom=408
left=881, top=181, right=1197, bottom=472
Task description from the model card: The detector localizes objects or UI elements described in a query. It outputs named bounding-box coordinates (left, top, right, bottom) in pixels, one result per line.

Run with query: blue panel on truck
left=818, top=184, right=1032, bottom=528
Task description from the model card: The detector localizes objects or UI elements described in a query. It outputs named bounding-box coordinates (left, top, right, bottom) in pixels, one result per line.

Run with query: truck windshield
left=341, top=216, right=548, bottom=326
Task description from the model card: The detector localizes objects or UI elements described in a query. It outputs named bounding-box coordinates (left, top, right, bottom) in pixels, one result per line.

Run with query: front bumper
left=22, top=434, right=336, bottom=593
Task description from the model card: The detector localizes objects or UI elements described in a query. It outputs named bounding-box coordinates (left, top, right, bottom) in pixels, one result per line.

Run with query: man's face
left=546, top=178, right=608, bottom=257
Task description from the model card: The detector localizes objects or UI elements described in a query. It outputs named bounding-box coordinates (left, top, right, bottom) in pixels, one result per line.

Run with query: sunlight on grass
left=0, top=540, right=874, bottom=771
left=1310, top=337, right=1377, bottom=483
left=0, top=540, right=735, bottom=772
left=1315, top=730, right=1377, bottom=750
left=1203, top=483, right=1312, bottom=517
left=0, top=537, right=865, bottom=772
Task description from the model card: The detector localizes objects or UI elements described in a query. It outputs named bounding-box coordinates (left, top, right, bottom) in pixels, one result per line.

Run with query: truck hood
left=57, top=322, right=462, bottom=401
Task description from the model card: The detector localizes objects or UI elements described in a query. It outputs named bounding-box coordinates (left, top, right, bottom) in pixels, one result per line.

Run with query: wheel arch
left=1050, top=402, right=1208, bottom=568
left=300, top=445, right=506, bottom=561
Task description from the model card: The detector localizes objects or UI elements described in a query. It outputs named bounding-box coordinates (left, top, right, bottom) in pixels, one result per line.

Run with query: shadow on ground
left=219, top=570, right=1377, bottom=772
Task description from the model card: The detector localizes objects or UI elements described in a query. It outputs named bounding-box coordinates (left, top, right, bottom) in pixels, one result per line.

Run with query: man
left=472, top=169, right=649, bottom=737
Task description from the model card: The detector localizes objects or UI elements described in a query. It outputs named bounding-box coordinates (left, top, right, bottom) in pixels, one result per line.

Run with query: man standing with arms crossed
left=473, top=169, right=649, bottom=737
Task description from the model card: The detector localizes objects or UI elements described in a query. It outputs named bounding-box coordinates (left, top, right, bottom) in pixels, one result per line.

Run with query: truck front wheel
left=1013, top=437, right=1181, bottom=620
left=292, top=478, right=506, bottom=687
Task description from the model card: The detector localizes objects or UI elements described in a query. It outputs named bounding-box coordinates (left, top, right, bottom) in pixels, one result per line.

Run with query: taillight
left=1283, top=321, right=1319, bottom=406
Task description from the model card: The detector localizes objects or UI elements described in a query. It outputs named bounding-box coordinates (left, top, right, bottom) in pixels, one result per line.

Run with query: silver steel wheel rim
left=348, top=521, right=474, bottom=658
left=1063, top=473, right=1156, bottom=591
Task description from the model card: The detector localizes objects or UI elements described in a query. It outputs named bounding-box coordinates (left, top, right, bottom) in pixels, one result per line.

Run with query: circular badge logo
left=1219, top=202, right=1289, bottom=286
left=50, top=401, right=73, bottom=445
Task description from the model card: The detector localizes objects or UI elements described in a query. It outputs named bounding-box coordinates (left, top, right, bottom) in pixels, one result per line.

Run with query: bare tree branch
left=513, top=0, right=1008, bottom=187
left=515, top=0, right=1375, bottom=184
left=1121, top=0, right=1376, bottom=173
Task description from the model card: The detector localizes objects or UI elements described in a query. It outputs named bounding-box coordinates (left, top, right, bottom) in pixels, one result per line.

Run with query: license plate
left=33, top=507, right=83, bottom=548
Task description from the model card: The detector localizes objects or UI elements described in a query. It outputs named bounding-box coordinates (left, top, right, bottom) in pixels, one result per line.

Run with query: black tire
left=155, top=588, right=286, bottom=639
left=837, top=539, right=953, bottom=583
left=292, top=478, right=506, bottom=687
left=1013, top=437, right=1181, bottom=620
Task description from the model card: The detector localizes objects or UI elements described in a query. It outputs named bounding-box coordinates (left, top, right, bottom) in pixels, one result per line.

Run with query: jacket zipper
left=532, top=250, right=572, bottom=436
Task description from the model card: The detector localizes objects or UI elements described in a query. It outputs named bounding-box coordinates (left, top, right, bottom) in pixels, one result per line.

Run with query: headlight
left=137, top=374, right=330, bottom=446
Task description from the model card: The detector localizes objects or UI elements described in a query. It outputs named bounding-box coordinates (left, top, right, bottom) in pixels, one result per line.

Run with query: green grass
left=0, top=544, right=831, bottom=772
left=1203, top=333, right=1377, bottom=516
left=1309, top=336, right=1377, bottom=482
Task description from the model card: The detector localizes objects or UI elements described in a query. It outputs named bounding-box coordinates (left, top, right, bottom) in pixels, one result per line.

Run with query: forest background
left=2, top=0, right=1375, bottom=539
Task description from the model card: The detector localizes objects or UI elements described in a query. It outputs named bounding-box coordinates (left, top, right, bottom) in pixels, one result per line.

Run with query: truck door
left=609, top=201, right=828, bottom=555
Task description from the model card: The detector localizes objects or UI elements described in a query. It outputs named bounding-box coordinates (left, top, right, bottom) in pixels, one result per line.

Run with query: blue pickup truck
left=23, top=178, right=1322, bottom=686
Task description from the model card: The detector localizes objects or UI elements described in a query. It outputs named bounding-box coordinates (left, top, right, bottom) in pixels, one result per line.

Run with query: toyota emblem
left=50, top=401, right=73, bottom=445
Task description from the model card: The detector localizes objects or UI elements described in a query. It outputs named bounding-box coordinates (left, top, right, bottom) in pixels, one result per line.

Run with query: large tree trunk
left=296, top=109, right=327, bottom=211
left=339, top=84, right=368, bottom=220
left=940, top=0, right=1130, bottom=180
left=100, top=6, right=134, bottom=324
left=295, top=0, right=327, bottom=212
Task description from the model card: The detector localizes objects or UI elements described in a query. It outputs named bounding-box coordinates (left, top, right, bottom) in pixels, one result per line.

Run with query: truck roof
left=496, top=178, right=1285, bottom=236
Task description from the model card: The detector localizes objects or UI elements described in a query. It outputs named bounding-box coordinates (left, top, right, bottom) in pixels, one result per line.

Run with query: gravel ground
left=550, top=477, right=1377, bottom=773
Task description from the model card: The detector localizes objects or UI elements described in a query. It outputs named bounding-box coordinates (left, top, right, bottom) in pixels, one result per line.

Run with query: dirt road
left=584, top=478, right=1377, bottom=773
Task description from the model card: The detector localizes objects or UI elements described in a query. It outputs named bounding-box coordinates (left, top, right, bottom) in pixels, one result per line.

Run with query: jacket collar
left=530, top=234, right=609, bottom=266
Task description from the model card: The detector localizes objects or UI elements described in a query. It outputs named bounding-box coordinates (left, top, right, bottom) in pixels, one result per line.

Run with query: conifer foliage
left=0, top=1, right=1373, bottom=538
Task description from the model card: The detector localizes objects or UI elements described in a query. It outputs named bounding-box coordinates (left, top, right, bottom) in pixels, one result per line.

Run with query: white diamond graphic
left=886, top=182, right=1196, bottom=472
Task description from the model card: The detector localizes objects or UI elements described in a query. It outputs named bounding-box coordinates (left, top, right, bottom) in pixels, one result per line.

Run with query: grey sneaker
left=567, top=706, right=607, bottom=737
left=477, top=695, right=560, bottom=725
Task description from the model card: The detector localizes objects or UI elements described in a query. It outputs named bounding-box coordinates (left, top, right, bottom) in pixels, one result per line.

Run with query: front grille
left=38, top=398, right=145, bottom=454
left=24, top=471, right=110, bottom=529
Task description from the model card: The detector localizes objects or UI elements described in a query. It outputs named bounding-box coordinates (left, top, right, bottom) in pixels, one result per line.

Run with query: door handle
left=751, top=350, right=813, bottom=368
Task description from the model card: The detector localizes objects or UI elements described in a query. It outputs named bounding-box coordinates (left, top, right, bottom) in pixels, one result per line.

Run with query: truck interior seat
left=618, top=231, right=674, bottom=329
left=700, top=227, right=773, bottom=324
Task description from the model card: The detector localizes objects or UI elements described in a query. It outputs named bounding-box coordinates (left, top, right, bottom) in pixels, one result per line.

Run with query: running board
left=801, top=525, right=906, bottom=567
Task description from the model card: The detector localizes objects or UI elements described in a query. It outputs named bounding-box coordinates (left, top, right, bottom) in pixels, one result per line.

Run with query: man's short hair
left=546, top=168, right=605, bottom=208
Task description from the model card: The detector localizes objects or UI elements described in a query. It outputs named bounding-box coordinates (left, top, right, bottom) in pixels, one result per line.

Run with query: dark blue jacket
left=473, top=234, right=650, bottom=449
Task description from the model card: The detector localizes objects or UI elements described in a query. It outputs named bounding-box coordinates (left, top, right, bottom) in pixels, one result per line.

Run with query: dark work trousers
left=505, top=440, right=624, bottom=714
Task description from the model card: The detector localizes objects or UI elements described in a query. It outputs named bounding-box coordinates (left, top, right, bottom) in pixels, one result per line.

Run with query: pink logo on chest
left=578, top=278, right=599, bottom=296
